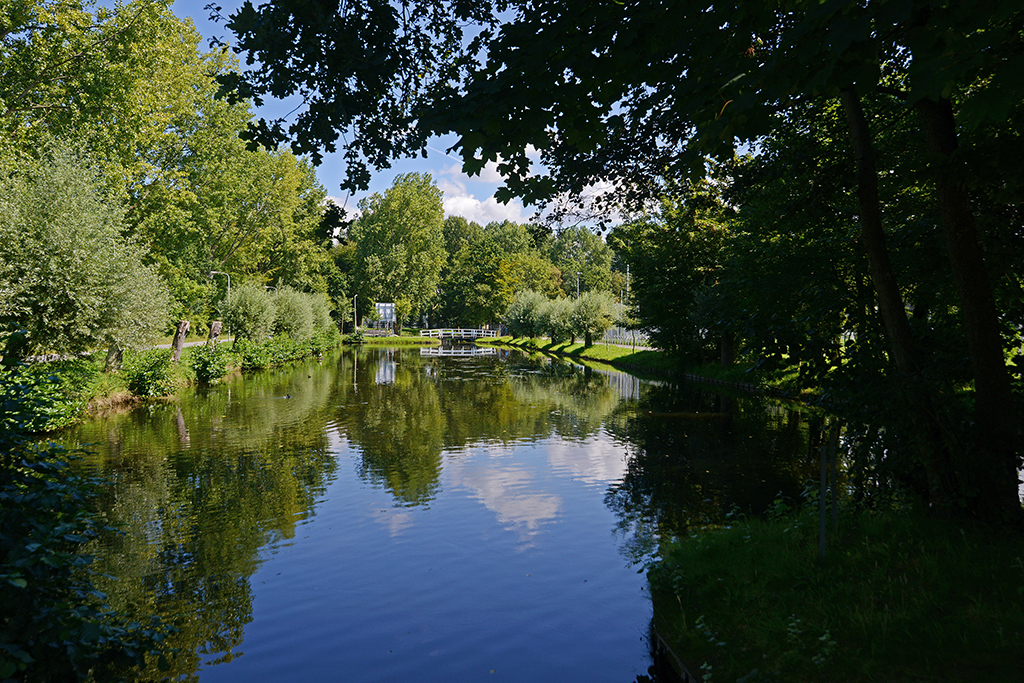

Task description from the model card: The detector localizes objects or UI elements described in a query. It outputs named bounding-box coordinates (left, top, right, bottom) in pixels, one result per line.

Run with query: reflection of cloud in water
left=367, top=505, right=417, bottom=537
left=447, top=459, right=561, bottom=542
left=545, top=435, right=627, bottom=485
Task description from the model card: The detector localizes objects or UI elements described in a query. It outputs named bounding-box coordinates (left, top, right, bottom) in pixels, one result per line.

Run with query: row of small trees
left=504, top=290, right=618, bottom=346
left=225, top=284, right=333, bottom=343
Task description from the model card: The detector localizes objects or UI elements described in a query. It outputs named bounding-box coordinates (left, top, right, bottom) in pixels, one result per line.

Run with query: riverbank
left=478, top=335, right=679, bottom=376
left=649, top=502, right=1024, bottom=683
left=477, top=336, right=780, bottom=391
left=5, top=330, right=343, bottom=432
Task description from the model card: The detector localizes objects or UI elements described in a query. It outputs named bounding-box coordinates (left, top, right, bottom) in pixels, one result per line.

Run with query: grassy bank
left=649, top=502, right=1024, bottom=683
left=361, top=334, right=439, bottom=346
left=5, top=331, right=343, bottom=431
left=479, top=336, right=678, bottom=375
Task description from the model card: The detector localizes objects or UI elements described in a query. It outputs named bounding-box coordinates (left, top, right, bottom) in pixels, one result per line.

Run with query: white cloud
left=437, top=176, right=525, bottom=224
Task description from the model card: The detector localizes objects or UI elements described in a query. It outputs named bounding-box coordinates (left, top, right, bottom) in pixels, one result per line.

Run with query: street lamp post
left=209, top=271, right=230, bottom=340
left=353, top=294, right=358, bottom=331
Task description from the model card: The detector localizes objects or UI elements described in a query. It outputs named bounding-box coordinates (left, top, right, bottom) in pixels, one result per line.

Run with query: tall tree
left=217, top=0, right=1023, bottom=520
left=350, top=173, right=445, bottom=318
left=550, top=226, right=614, bottom=297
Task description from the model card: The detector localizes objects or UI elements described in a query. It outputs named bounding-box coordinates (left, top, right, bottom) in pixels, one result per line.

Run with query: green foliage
left=226, top=283, right=275, bottom=342
left=539, top=297, right=575, bottom=345
left=342, top=329, right=366, bottom=345
left=0, top=407, right=173, bottom=681
left=503, top=290, right=548, bottom=338
left=0, top=141, right=170, bottom=356
left=189, top=344, right=230, bottom=384
left=233, top=328, right=340, bottom=370
left=123, top=350, right=175, bottom=397
left=571, top=290, right=617, bottom=346
left=608, top=178, right=729, bottom=360
left=438, top=220, right=561, bottom=326
left=550, top=226, right=614, bottom=295
left=0, top=356, right=113, bottom=432
left=648, top=502, right=1024, bottom=682
left=273, top=287, right=315, bottom=342
left=351, top=173, right=446, bottom=318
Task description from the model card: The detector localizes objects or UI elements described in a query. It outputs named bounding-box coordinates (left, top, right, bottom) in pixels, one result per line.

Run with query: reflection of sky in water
left=447, top=458, right=562, bottom=540
left=545, top=432, right=628, bottom=485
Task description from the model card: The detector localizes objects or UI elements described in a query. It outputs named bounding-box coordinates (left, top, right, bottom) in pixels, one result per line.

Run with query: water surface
left=62, top=347, right=816, bottom=682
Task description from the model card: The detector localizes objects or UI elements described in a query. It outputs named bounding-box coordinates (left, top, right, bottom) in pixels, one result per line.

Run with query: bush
left=273, top=287, right=315, bottom=341
left=0, top=359, right=103, bottom=432
left=189, top=344, right=229, bottom=384
left=309, top=292, right=334, bottom=332
left=539, top=297, right=575, bottom=344
left=225, top=283, right=274, bottom=342
left=504, top=290, right=548, bottom=338
left=124, top=350, right=174, bottom=397
left=572, top=290, right=617, bottom=346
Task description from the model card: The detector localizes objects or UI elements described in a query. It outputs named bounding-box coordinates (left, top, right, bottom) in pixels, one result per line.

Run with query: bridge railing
left=420, top=328, right=499, bottom=339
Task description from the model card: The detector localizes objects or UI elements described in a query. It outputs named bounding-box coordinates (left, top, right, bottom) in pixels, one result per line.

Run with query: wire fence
left=601, top=326, right=651, bottom=348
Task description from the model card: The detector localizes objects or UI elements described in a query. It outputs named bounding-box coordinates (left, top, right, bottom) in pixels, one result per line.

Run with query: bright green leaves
left=0, top=141, right=170, bottom=356
left=350, top=173, right=446, bottom=318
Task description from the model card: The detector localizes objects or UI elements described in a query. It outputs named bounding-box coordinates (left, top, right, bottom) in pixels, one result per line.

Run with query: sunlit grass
left=482, top=336, right=677, bottom=374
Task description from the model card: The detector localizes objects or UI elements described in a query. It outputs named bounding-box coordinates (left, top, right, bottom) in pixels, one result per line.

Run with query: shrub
left=225, top=283, right=274, bottom=342
left=309, top=292, right=333, bottom=332
left=504, top=290, right=548, bottom=338
left=124, top=350, right=174, bottom=397
left=189, top=344, right=230, bottom=384
left=572, top=290, right=617, bottom=346
left=539, top=297, right=575, bottom=344
left=273, top=287, right=314, bottom=341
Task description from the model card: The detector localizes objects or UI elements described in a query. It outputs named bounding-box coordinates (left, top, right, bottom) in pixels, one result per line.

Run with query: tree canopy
left=350, top=173, right=446, bottom=319
left=214, top=0, right=1023, bottom=521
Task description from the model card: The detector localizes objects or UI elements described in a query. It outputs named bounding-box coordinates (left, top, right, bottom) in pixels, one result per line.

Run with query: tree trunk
left=207, top=321, right=223, bottom=349
left=104, top=343, right=122, bottom=372
left=840, top=87, right=920, bottom=376
left=915, top=96, right=1020, bottom=520
left=720, top=332, right=734, bottom=368
left=171, top=320, right=190, bottom=363
left=840, top=86, right=951, bottom=508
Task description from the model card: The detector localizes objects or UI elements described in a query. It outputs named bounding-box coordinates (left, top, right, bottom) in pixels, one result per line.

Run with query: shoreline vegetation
left=8, top=334, right=1021, bottom=683
left=483, top=335, right=1024, bottom=683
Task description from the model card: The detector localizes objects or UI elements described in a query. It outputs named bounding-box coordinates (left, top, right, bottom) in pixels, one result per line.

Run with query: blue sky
left=171, top=0, right=536, bottom=224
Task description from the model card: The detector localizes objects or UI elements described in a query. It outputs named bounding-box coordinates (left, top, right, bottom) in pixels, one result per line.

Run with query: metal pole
left=353, top=294, right=358, bottom=330
left=576, top=271, right=581, bottom=299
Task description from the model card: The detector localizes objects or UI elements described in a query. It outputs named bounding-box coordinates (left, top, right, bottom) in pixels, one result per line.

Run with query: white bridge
left=420, top=328, right=499, bottom=340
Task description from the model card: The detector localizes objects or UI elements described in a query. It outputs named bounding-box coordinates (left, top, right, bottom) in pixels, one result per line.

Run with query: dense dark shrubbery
left=0, top=391, right=174, bottom=681
left=0, top=362, right=99, bottom=432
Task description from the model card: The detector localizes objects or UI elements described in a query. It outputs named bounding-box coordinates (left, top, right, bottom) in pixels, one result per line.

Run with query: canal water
left=60, top=346, right=817, bottom=682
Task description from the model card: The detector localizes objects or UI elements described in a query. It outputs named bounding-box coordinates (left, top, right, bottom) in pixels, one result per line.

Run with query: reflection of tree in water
left=337, top=350, right=626, bottom=507
left=66, top=356, right=340, bottom=681
left=605, top=382, right=817, bottom=563
left=341, top=348, right=446, bottom=505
